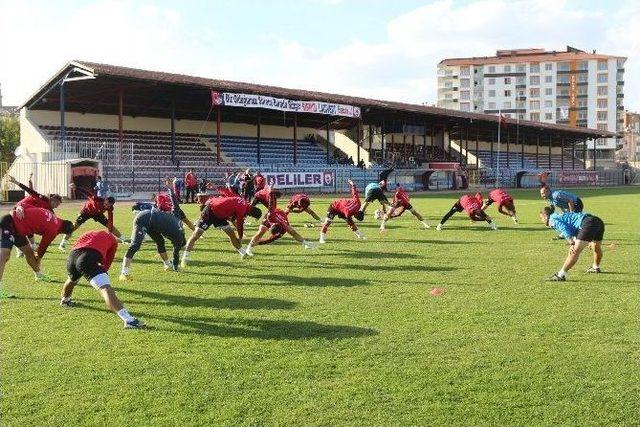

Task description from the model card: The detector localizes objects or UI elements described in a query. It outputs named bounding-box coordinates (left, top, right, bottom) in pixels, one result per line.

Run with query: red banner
left=428, top=162, right=460, bottom=171
left=557, top=171, right=598, bottom=185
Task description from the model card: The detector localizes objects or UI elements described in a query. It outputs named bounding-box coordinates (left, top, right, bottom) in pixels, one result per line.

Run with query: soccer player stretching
left=154, top=180, right=195, bottom=230
left=61, top=230, right=144, bottom=329
left=359, top=168, right=394, bottom=215
left=120, top=208, right=186, bottom=280
left=540, top=206, right=605, bottom=281
left=0, top=206, right=74, bottom=296
left=436, top=193, right=497, bottom=231
left=482, top=188, right=518, bottom=224
left=284, top=193, right=321, bottom=222
left=379, top=185, right=430, bottom=231
left=540, top=185, right=583, bottom=213
left=319, top=180, right=365, bottom=243
left=181, top=196, right=262, bottom=266
left=59, top=186, right=126, bottom=250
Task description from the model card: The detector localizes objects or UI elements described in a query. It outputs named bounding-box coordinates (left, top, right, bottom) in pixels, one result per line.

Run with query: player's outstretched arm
left=305, top=207, right=321, bottom=221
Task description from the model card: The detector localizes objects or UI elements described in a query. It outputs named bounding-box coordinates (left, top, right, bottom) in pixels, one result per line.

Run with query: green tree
left=0, top=116, right=20, bottom=164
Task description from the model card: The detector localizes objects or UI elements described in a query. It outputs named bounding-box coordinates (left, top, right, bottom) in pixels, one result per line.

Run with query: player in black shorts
left=359, top=168, right=394, bottom=215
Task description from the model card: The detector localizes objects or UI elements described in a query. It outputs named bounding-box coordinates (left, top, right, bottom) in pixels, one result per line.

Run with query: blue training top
left=365, top=182, right=381, bottom=198
left=548, top=189, right=579, bottom=210
left=549, top=211, right=588, bottom=239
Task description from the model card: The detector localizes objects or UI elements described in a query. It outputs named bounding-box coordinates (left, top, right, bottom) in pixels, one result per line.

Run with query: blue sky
left=0, top=0, right=636, bottom=109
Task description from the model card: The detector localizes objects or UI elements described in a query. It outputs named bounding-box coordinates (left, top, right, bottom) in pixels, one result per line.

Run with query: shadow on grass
left=251, top=274, right=371, bottom=287
left=119, top=288, right=297, bottom=310
left=145, top=314, right=379, bottom=340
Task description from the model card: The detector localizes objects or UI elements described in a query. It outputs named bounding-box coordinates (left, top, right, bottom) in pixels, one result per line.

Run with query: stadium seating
left=474, top=150, right=581, bottom=171
left=218, top=136, right=330, bottom=167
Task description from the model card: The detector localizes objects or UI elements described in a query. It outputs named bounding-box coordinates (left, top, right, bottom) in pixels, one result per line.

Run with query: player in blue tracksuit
left=359, top=168, right=394, bottom=215
left=540, top=186, right=584, bottom=212
left=539, top=206, right=605, bottom=281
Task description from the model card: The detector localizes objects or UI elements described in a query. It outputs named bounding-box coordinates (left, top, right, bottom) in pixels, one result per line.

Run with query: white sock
left=421, top=221, right=429, bottom=227
left=182, top=251, right=190, bottom=260
left=320, top=232, right=327, bottom=239
left=592, top=263, right=599, bottom=269
left=163, top=259, right=173, bottom=267
left=354, top=230, right=363, bottom=238
left=557, top=269, right=567, bottom=278
left=116, top=308, right=135, bottom=323
left=121, top=266, right=130, bottom=275
left=61, top=296, right=71, bottom=302
left=59, top=237, right=67, bottom=245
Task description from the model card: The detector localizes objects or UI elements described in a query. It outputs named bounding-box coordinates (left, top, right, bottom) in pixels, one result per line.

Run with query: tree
left=0, top=116, right=19, bottom=164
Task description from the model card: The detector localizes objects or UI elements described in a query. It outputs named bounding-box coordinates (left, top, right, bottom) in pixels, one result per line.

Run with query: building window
left=577, top=99, right=588, bottom=108
left=504, top=77, right=511, bottom=84
left=516, top=101, right=525, bottom=109
left=488, top=78, right=495, bottom=85
left=545, top=88, right=553, bottom=96
left=557, top=75, right=569, bottom=84
left=597, top=111, right=608, bottom=121
left=544, top=100, right=553, bottom=108
left=530, top=75, right=540, bottom=85
left=530, top=100, right=540, bottom=110
left=530, top=63, right=540, bottom=73
left=460, top=91, right=470, bottom=100
left=516, top=76, right=525, bottom=85
left=598, top=60, right=608, bottom=71
left=488, top=102, right=496, bottom=109
left=460, top=66, right=470, bottom=76
left=488, top=65, right=496, bottom=73
left=503, top=113, right=512, bottom=118
left=445, top=81, right=453, bottom=88
left=578, top=111, right=588, bottom=120
left=579, top=61, right=589, bottom=70
left=545, top=113, right=553, bottom=120
left=516, top=64, right=526, bottom=73
left=504, top=65, right=511, bottom=73
left=597, top=85, right=608, bottom=96
left=577, top=73, right=588, bottom=83
left=503, top=101, right=512, bottom=109
left=530, top=112, right=540, bottom=121
left=517, top=90, right=525, bottom=97
left=544, top=75, right=553, bottom=83
left=544, top=63, right=553, bottom=71
left=460, top=102, right=471, bottom=111
left=557, top=62, right=570, bottom=71
left=460, top=79, right=470, bottom=88
left=597, top=123, right=608, bottom=131
left=488, top=90, right=496, bottom=97
left=597, top=73, right=608, bottom=83
left=597, top=98, right=608, bottom=108
left=504, top=90, right=512, bottom=97
left=444, top=93, right=452, bottom=99
left=530, top=88, right=540, bottom=98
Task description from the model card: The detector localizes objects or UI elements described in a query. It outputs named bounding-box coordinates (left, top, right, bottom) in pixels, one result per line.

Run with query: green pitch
left=1, top=187, right=638, bottom=426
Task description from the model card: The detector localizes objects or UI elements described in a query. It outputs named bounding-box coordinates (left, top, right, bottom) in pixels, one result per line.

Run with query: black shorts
left=577, top=215, right=604, bottom=242
left=196, top=208, right=229, bottom=230
left=0, top=214, right=27, bottom=250
left=174, top=207, right=187, bottom=221
left=76, top=212, right=108, bottom=227
left=574, top=198, right=584, bottom=213
left=365, top=188, right=388, bottom=204
left=66, top=248, right=106, bottom=282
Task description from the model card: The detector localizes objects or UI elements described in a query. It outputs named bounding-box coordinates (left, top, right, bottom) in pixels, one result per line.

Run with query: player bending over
left=379, top=185, right=430, bottom=231
left=0, top=206, right=74, bottom=296
left=59, top=186, right=126, bottom=251
left=251, top=185, right=282, bottom=209
left=540, top=185, right=583, bottom=213
left=436, top=193, right=497, bottom=231
left=153, top=180, right=195, bottom=230
left=60, top=230, right=144, bottom=329
left=9, top=175, right=63, bottom=257
left=120, top=208, right=186, bottom=281
left=359, top=169, right=394, bottom=215
left=320, top=180, right=365, bottom=243
left=283, top=193, right=321, bottom=222
left=540, top=207, right=605, bottom=281
left=482, top=188, right=518, bottom=224
left=181, top=196, right=262, bottom=266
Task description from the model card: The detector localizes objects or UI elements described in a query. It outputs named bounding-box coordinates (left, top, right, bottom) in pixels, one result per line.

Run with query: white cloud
left=0, top=0, right=637, bottom=112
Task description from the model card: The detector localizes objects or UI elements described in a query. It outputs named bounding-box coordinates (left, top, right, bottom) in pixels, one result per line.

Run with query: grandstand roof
left=22, top=60, right=618, bottom=143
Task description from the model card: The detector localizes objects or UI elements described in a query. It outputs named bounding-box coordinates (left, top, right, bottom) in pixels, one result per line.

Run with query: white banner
left=263, top=171, right=335, bottom=188
left=211, top=91, right=361, bottom=118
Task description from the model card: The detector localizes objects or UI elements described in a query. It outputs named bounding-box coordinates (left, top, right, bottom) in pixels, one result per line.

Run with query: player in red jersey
left=319, top=180, right=365, bottom=243
left=379, top=185, right=430, bottom=232
left=436, top=193, right=497, bottom=231
left=9, top=175, right=63, bottom=257
left=153, top=180, right=195, bottom=230
left=243, top=190, right=316, bottom=256
left=0, top=206, right=74, bottom=296
left=254, top=172, right=266, bottom=192
left=482, top=188, right=518, bottom=224
left=58, top=186, right=126, bottom=251
left=181, top=195, right=262, bottom=266
left=284, top=193, right=321, bottom=221
left=60, top=230, right=144, bottom=328
left=251, top=185, right=282, bottom=209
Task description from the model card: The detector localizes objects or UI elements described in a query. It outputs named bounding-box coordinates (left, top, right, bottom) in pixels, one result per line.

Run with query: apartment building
left=437, top=47, right=625, bottom=160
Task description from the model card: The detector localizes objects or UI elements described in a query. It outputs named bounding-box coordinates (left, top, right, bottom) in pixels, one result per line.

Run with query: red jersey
left=185, top=172, right=197, bottom=188
left=265, top=208, right=289, bottom=229
left=459, top=194, right=482, bottom=215
left=253, top=187, right=272, bottom=207
left=11, top=207, right=63, bottom=256
left=17, top=194, right=53, bottom=211
left=331, top=183, right=361, bottom=218
left=72, top=231, right=118, bottom=271
left=287, top=193, right=310, bottom=213
left=155, top=193, right=173, bottom=212
left=489, top=189, right=513, bottom=206
left=81, top=194, right=110, bottom=216
left=207, top=196, right=251, bottom=238
left=393, top=187, right=411, bottom=208
left=254, top=174, right=265, bottom=191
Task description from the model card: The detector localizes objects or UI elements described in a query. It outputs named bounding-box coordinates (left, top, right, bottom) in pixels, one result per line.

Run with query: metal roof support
left=257, top=110, right=262, bottom=165
left=293, top=113, right=298, bottom=166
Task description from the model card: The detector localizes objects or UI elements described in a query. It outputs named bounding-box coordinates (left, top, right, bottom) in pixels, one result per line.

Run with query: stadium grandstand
left=5, top=60, right=621, bottom=198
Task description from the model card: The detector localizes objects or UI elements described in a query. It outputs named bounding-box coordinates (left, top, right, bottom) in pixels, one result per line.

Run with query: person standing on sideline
left=94, top=176, right=108, bottom=199
left=184, top=169, right=198, bottom=203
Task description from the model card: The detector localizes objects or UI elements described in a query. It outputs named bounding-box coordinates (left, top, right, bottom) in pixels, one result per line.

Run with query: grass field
left=0, top=187, right=638, bottom=426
